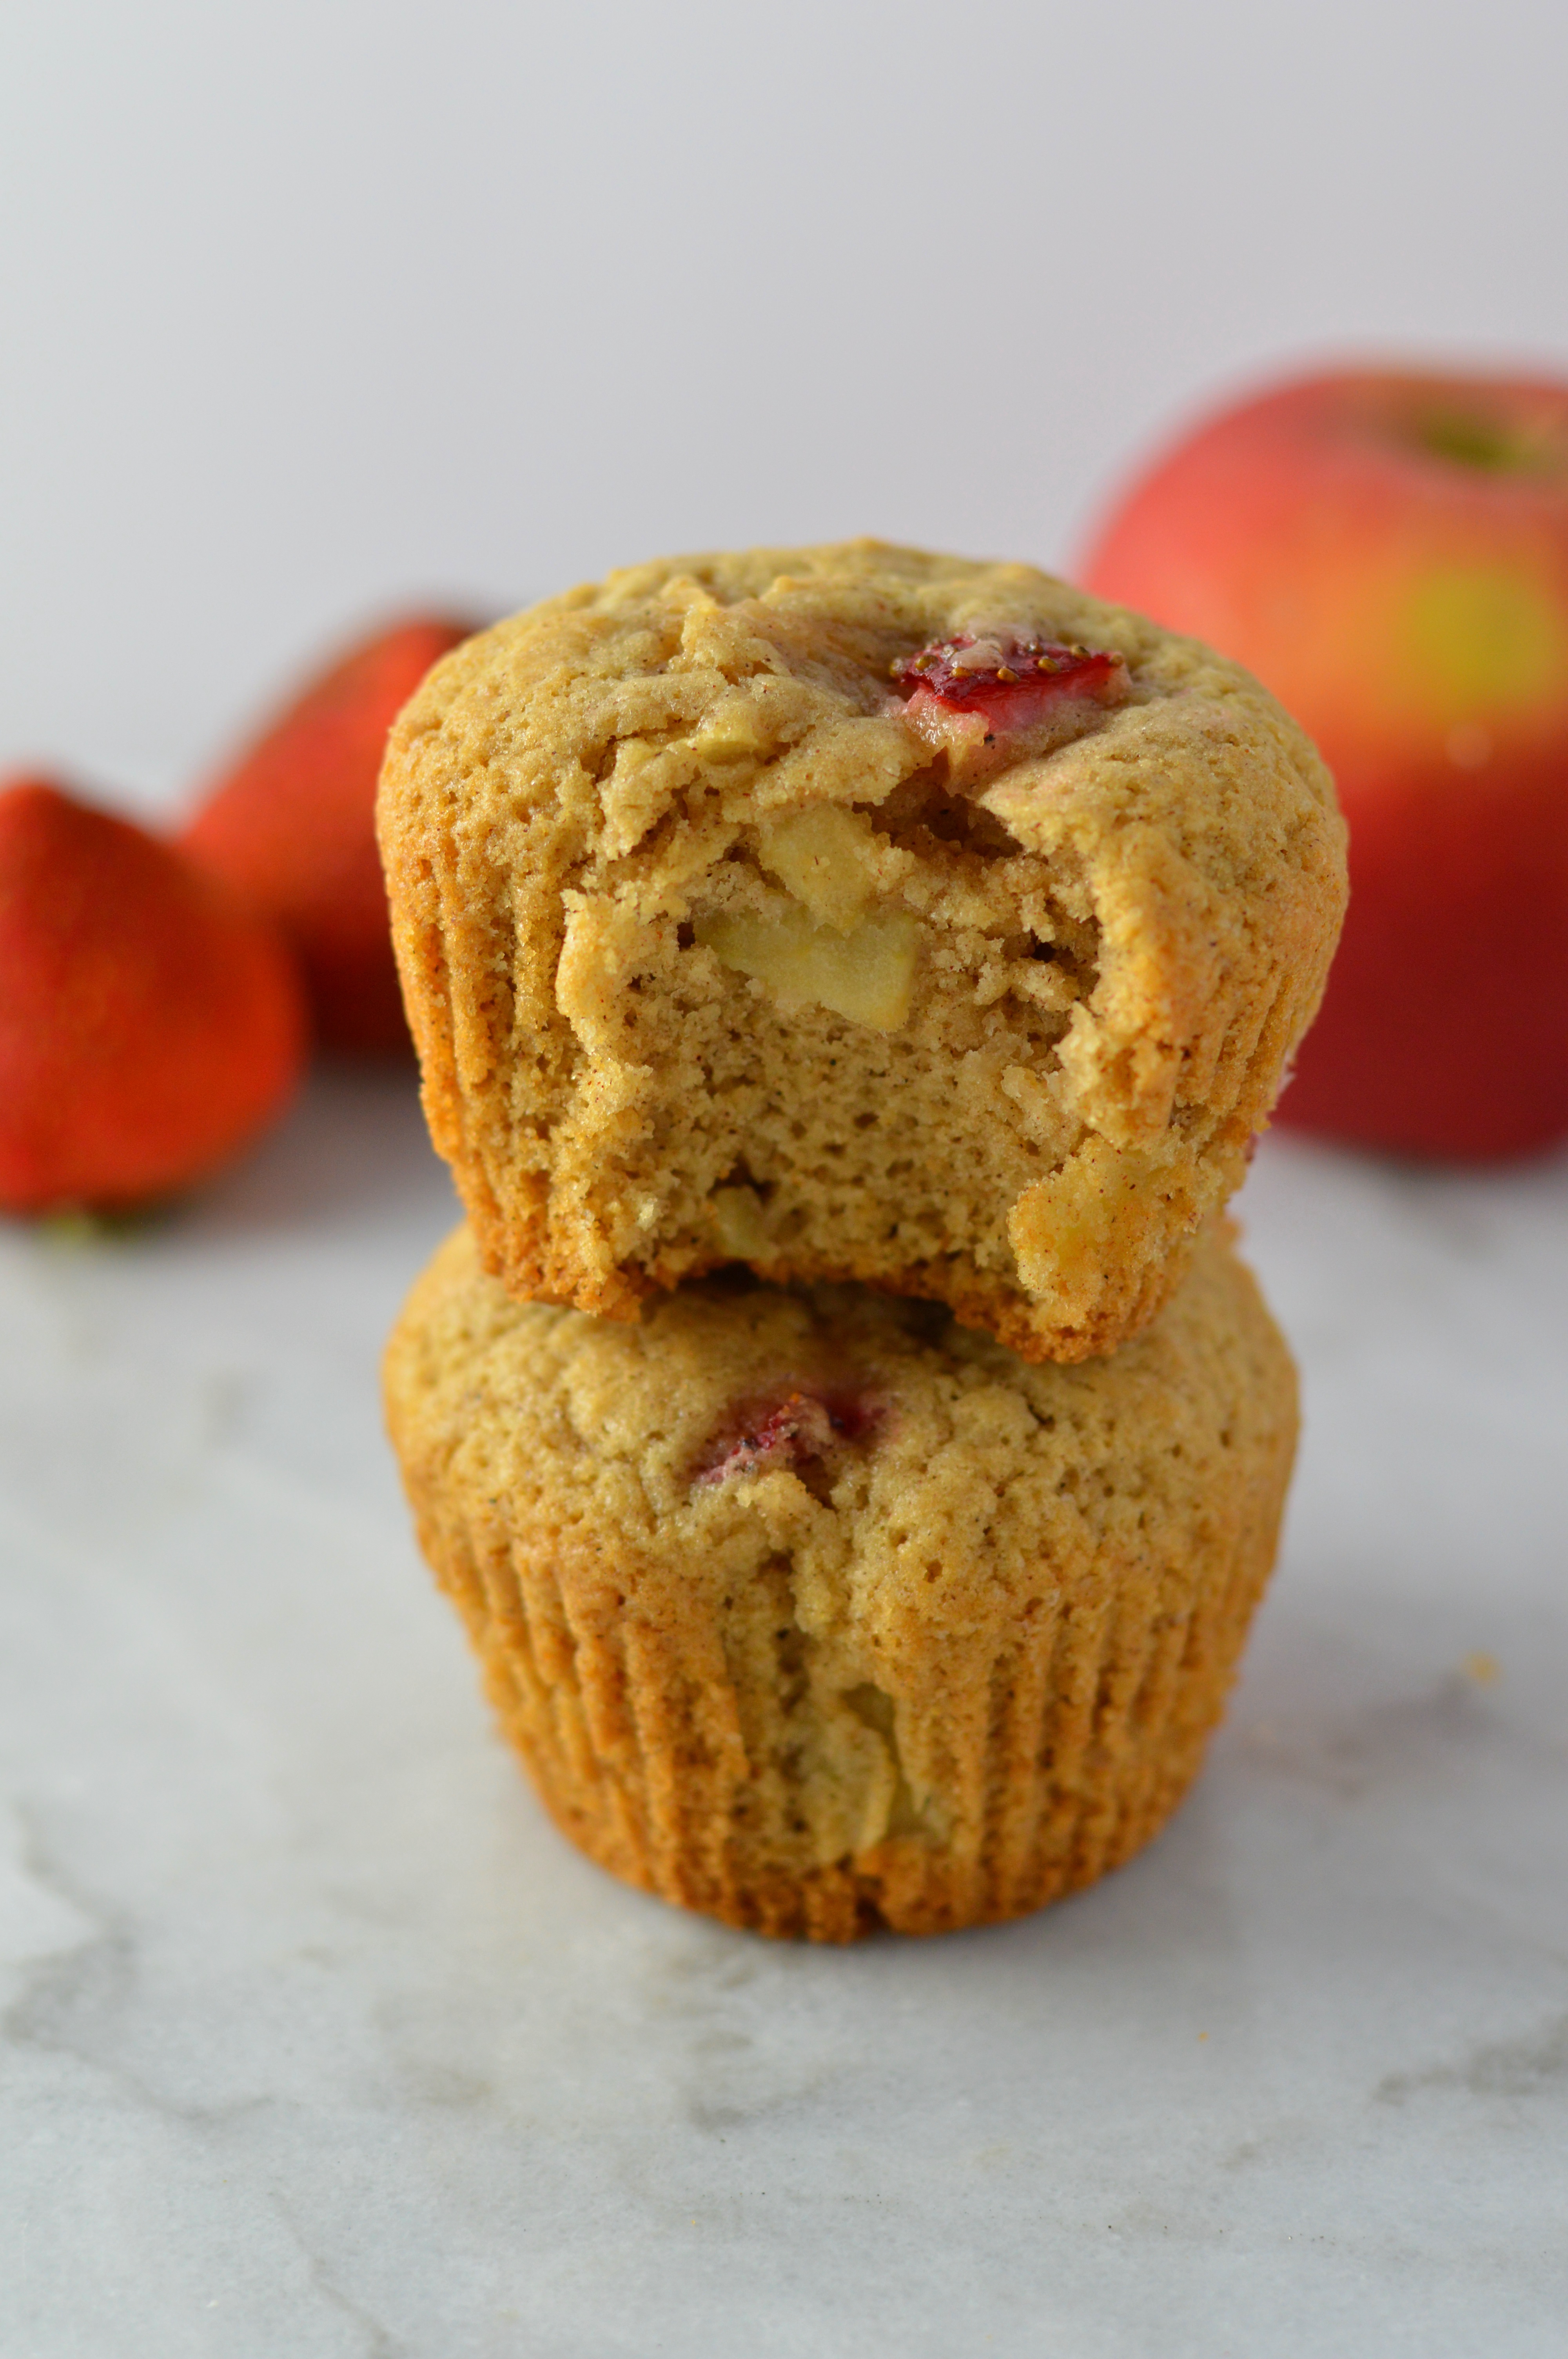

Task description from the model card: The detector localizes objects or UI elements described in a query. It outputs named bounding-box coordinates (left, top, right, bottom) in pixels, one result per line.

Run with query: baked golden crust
left=383, top=1220, right=1298, bottom=1940
left=379, top=542, right=1345, bottom=1361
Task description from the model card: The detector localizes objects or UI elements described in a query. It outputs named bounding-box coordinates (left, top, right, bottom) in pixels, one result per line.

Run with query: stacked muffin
left=377, top=543, right=1346, bottom=1941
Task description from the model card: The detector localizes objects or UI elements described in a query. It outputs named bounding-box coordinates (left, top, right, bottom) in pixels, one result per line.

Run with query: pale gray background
left=5, top=9, right=1568, bottom=2356
left=2, top=0, right=1566, bottom=805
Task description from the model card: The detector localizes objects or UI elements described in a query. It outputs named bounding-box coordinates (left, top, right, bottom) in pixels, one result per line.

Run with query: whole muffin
left=378, top=542, right=1344, bottom=1362
left=384, top=1220, right=1298, bottom=1941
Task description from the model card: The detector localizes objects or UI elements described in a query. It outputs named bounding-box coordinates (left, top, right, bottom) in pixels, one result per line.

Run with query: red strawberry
left=892, top=629, right=1125, bottom=727
left=0, top=777, right=307, bottom=1214
left=694, top=1388, right=881, bottom=1486
left=891, top=628, right=1129, bottom=780
left=180, top=616, right=474, bottom=1055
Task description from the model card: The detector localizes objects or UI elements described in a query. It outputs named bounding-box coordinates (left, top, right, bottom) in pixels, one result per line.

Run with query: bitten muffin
left=378, top=542, right=1345, bottom=1362
left=384, top=1219, right=1298, bottom=1941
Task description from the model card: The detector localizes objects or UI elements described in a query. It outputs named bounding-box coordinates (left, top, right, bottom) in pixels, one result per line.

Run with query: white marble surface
left=2, top=1074, right=1566, bottom=2357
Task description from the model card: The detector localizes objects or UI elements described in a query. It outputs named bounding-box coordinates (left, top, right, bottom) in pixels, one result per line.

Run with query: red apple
left=1078, top=365, right=1568, bottom=1160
